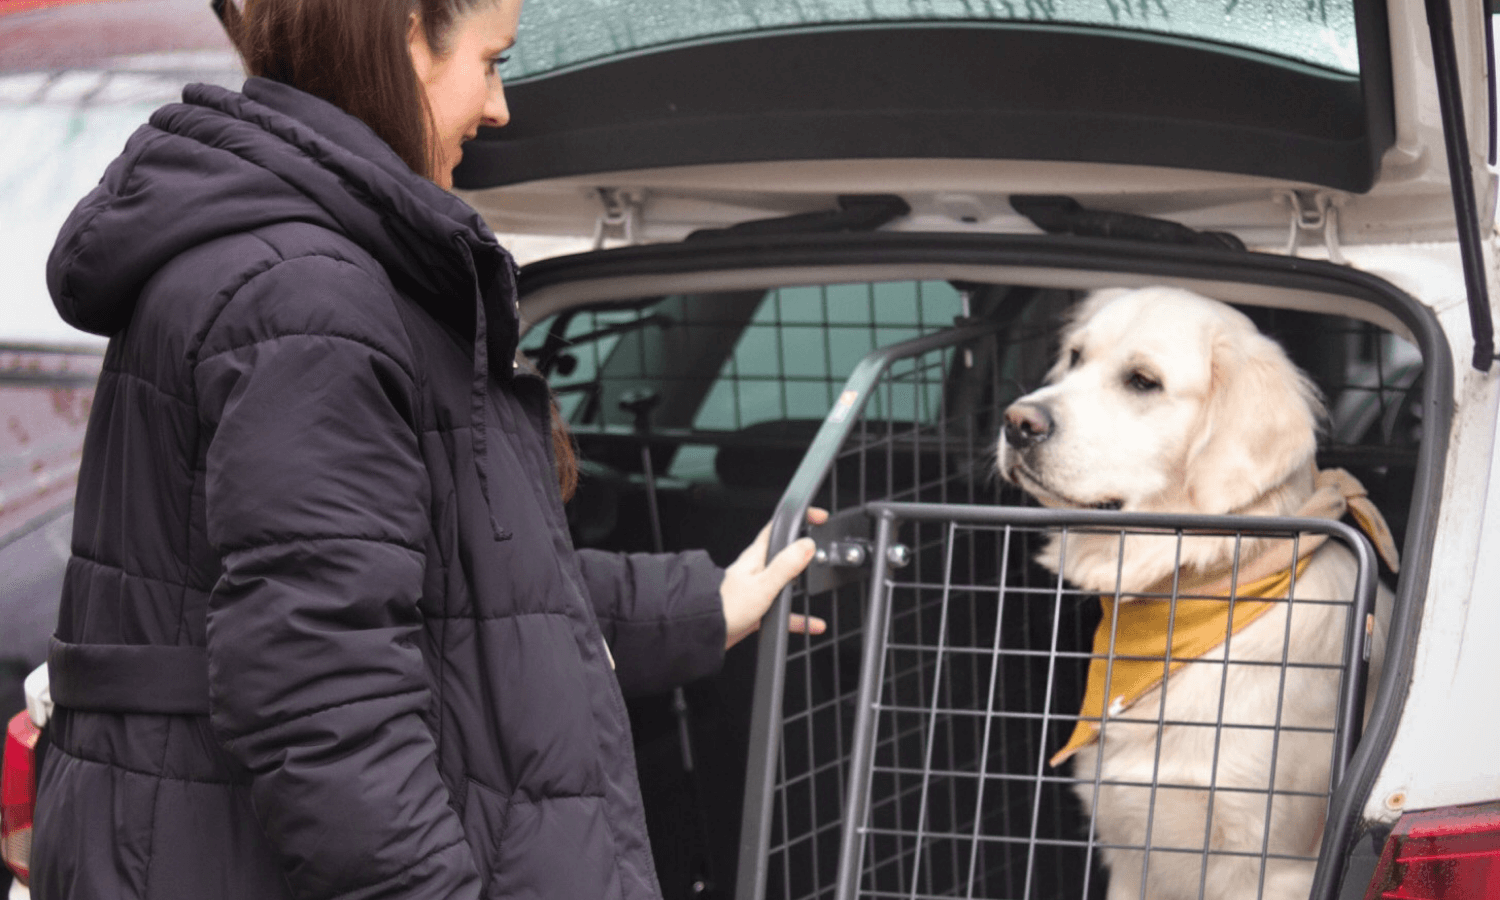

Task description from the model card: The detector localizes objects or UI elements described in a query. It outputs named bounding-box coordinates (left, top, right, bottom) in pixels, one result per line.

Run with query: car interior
left=525, top=265, right=1427, bottom=900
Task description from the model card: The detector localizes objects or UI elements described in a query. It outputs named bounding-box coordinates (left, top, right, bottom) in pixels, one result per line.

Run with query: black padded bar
left=458, top=25, right=1390, bottom=193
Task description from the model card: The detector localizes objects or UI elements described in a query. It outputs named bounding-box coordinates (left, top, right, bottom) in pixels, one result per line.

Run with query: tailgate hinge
left=1277, top=189, right=1346, bottom=265
left=592, top=187, right=644, bottom=249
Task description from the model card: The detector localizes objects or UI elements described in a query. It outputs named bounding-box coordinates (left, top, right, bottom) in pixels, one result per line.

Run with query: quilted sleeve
left=575, top=548, right=727, bottom=697
left=195, top=256, right=480, bottom=900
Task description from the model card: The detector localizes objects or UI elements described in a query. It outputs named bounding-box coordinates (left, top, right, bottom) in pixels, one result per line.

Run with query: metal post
left=833, top=510, right=898, bottom=900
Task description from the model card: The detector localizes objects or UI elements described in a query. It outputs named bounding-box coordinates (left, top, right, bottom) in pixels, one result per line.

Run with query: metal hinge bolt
left=815, top=539, right=868, bottom=567
left=813, top=539, right=911, bottom=570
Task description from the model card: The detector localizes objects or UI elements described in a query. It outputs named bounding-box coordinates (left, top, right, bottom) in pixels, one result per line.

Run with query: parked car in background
left=0, top=349, right=94, bottom=719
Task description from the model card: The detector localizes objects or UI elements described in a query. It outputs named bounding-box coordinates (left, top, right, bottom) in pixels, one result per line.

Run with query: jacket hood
left=47, top=77, right=518, bottom=365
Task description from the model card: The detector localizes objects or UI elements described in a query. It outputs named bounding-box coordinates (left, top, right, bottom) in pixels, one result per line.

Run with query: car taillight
left=1, top=710, right=40, bottom=887
left=1363, top=801, right=1500, bottom=899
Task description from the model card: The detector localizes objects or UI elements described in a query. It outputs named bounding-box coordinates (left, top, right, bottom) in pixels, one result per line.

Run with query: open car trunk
left=512, top=231, right=1452, bottom=900
left=485, top=2, right=1499, bottom=899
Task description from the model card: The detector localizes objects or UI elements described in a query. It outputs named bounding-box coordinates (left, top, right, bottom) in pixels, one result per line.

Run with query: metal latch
left=806, top=509, right=910, bottom=595
left=1277, top=189, right=1345, bottom=264
left=815, top=538, right=871, bottom=568
left=813, top=537, right=912, bottom=570
left=592, top=187, right=643, bottom=249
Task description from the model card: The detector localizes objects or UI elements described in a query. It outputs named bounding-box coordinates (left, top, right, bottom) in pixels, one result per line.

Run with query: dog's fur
left=998, top=287, right=1390, bottom=900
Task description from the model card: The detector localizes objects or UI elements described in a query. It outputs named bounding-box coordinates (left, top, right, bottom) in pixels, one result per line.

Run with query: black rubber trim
left=458, top=22, right=1394, bottom=192
left=1010, top=194, right=1246, bottom=250
left=1336, top=823, right=1394, bottom=900
left=1487, top=2, right=1498, bottom=167
left=516, top=230, right=1451, bottom=900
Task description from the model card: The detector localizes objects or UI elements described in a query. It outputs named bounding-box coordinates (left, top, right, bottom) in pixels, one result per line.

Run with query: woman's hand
left=721, top=508, right=830, bottom=649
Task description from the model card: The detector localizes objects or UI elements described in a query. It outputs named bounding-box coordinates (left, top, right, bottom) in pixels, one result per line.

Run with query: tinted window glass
left=520, top=280, right=962, bottom=428
left=508, top=0, right=1358, bottom=81
left=694, top=281, right=961, bottom=431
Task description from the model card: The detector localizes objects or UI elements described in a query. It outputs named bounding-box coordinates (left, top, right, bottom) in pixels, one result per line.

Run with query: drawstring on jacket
left=455, top=234, right=516, bottom=542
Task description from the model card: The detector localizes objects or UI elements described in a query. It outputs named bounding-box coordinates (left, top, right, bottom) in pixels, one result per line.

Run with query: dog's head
left=998, top=287, right=1323, bottom=587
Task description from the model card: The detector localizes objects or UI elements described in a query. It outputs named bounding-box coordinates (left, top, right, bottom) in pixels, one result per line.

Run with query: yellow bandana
left=1047, top=467, right=1399, bottom=768
left=1049, top=557, right=1310, bottom=767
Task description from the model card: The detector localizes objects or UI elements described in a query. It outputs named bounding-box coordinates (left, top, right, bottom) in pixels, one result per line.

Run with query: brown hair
left=551, top=400, right=579, bottom=502
left=219, top=0, right=580, bottom=501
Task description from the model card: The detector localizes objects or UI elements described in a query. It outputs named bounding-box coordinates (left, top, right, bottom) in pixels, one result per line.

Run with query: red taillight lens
left=1, top=710, right=40, bottom=887
left=1364, top=801, right=1500, bottom=899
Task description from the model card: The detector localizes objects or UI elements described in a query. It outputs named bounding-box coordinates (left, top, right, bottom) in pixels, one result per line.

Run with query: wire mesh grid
left=742, top=294, right=1413, bottom=900
left=837, top=509, right=1375, bottom=900
left=756, top=320, right=1020, bottom=900
left=523, top=281, right=966, bottom=433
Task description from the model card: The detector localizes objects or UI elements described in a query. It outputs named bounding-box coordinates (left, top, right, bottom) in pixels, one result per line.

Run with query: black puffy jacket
left=33, top=77, right=726, bottom=900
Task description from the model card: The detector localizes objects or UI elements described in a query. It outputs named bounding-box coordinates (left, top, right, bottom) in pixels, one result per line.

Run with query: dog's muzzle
left=1002, top=401, right=1053, bottom=449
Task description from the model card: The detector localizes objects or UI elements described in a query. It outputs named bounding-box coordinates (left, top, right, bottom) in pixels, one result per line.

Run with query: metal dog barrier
left=737, top=312, right=1392, bottom=900
left=833, top=505, right=1375, bottom=900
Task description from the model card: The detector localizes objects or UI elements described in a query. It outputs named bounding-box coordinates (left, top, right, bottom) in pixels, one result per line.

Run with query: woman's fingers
left=735, top=519, right=773, bottom=569
left=741, top=509, right=826, bottom=574
left=761, top=536, right=816, bottom=589
left=788, top=613, right=827, bottom=635
left=721, top=509, right=833, bottom=649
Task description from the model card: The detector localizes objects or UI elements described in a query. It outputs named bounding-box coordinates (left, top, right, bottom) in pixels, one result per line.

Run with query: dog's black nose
left=1003, top=402, right=1053, bottom=448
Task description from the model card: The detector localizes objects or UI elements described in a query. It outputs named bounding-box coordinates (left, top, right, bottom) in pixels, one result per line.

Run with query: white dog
left=997, top=287, right=1397, bottom=900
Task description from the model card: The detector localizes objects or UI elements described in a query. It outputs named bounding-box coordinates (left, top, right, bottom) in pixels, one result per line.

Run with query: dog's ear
left=1184, top=322, right=1323, bottom=513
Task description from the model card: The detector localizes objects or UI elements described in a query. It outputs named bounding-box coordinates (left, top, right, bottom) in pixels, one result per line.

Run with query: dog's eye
left=1126, top=370, right=1162, bottom=392
left=1068, top=348, right=1081, bottom=368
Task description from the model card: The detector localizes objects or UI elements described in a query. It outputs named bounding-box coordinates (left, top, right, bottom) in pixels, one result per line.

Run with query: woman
left=32, top=1, right=822, bottom=897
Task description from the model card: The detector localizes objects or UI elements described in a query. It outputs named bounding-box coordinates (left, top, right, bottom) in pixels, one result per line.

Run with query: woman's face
left=409, top=0, right=522, bottom=189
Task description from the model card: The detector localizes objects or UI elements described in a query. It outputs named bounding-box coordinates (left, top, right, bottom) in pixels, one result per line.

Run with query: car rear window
left=518, top=279, right=965, bottom=480
left=693, top=280, right=963, bottom=431
left=506, top=0, right=1358, bottom=81
left=520, top=279, right=963, bottom=429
